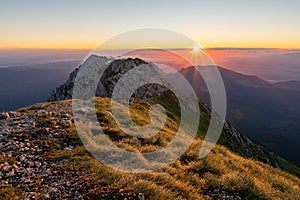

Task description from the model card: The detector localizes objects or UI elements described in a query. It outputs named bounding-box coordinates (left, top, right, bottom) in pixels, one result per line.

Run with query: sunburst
left=188, top=44, right=205, bottom=66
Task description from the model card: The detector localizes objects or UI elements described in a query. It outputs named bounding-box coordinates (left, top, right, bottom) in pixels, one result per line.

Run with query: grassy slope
left=156, top=91, right=300, bottom=178
left=63, top=97, right=300, bottom=199
left=1, top=97, right=300, bottom=199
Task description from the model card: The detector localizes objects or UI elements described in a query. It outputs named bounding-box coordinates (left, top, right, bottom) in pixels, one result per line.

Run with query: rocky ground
left=0, top=102, right=143, bottom=199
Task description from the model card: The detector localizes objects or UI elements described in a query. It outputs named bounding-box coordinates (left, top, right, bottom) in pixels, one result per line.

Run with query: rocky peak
left=47, top=55, right=167, bottom=102
left=46, top=55, right=299, bottom=175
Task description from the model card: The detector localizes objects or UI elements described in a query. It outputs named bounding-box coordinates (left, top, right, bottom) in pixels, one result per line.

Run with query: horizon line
left=1, top=47, right=300, bottom=51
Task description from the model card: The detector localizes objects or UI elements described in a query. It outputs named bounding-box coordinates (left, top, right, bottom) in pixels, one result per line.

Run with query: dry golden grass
left=50, top=97, right=300, bottom=199
left=10, top=97, right=300, bottom=199
left=0, top=186, right=21, bottom=200
left=53, top=139, right=300, bottom=199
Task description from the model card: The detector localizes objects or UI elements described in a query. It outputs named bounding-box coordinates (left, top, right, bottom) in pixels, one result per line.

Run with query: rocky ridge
left=48, top=55, right=284, bottom=170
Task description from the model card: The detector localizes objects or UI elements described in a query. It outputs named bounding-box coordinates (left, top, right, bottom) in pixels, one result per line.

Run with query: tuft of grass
left=0, top=187, right=21, bottom=200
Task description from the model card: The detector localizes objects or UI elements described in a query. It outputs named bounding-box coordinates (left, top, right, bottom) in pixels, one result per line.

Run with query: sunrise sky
left=1, top=0, right=300, bottom=49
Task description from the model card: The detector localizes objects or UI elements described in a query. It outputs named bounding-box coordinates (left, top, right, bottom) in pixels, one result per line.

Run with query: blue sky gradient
left=1, top=0, right=299, bottom=48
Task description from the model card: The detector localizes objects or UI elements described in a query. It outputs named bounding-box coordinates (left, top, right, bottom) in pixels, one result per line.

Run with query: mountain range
left=1, top=56, right=299, bottom=166
left=47, top=55, right=300, bottom=167
left=1, top=55, right=300, bottom=199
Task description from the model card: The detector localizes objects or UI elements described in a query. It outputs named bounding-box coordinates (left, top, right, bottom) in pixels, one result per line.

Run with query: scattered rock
left=0, top=102, right=140, bottom=199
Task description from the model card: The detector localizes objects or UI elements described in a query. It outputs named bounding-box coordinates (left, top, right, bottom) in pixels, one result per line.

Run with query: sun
left=187, top=43, right=206, bottom=66
left=193, top=44, right=201, bottom=52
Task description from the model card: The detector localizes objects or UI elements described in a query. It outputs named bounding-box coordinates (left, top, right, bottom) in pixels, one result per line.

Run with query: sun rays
left=188, top=44, right=208, bottom=66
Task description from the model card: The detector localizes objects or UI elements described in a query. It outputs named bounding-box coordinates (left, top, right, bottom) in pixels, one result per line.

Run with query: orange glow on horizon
left=1, top=38, right=300, bottom=50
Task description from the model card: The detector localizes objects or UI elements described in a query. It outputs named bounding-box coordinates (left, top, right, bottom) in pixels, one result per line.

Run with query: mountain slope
left=1, top=98, right=300, bottom=199
left=47, top=55, right=300, bottom=177
left=178, top=66, right=300, bottom=166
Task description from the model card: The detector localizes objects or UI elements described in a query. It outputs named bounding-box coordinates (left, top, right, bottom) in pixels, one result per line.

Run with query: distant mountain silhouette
left=0, top=61, right=81, bottom=111
left=274, top=80, right=300, bottom=91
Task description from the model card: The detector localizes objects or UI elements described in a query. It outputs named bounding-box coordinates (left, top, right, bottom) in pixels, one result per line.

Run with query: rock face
left=48, top=55, right=167, bottom=102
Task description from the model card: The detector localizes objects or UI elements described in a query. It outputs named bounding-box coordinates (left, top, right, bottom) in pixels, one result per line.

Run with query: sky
left=1, top=0, right=300, bottom=49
